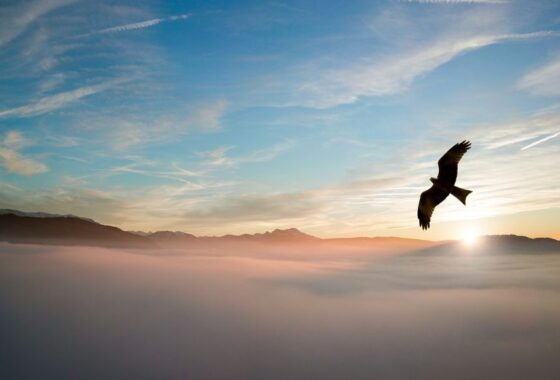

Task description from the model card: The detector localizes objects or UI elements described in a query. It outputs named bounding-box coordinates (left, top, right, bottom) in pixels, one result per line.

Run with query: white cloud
left=477, top=112, right=560, bottom=150
left=517, top=56, right=560, bottom=96
left=198, top=141, right=294, bottom=169
left=0, top=131, right=46, bottom=176
left=177, top=191, right=321, bottom=225
left=38, top=73, right=66, bottom=93
left=0, top=0, right=77, bottom=47
left=238, top=140, right=294, bottom=164
left=0, top=79, right=127, bottom=119
left=47, top=135, right=81, bottom=148
left=54, top=99, right=230, bottom=152
left=107, top=162, right=207, bottom=184
left=198, top=147, right=235, bottom=168
left=298, top=31, right=559, bottom=108
left=185, top=100, right=228, bottom=131
left=3, top=131, right=29, bottom=149
left=0, top=148, right=47, bottom=176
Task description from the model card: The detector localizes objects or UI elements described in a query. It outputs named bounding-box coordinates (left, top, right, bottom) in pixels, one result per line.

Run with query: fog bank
left=1, top=243, right=560, bottom=379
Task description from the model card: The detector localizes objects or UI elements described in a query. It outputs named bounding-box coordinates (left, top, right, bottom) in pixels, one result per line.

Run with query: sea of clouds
left=1, top=242, right=560, bottom=379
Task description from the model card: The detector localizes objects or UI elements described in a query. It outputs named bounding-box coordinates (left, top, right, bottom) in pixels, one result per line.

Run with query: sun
left=462, top=230, right=479, bottom=246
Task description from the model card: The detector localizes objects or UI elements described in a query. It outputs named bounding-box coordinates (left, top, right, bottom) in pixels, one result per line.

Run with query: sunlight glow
left=462, top=230, right=479, bottom=246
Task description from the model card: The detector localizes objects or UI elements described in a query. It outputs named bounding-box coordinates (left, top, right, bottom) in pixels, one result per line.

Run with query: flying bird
left=417, top=140, right=472, bottom=230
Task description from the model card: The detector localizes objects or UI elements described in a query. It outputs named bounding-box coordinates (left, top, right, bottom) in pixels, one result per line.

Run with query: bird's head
left=430, top=177, right=437, bottom=184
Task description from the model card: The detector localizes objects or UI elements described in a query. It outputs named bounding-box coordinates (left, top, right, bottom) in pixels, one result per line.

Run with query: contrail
left=89, top=14, right=191, bottom=36
left=521, top=131, right=560, bottom=150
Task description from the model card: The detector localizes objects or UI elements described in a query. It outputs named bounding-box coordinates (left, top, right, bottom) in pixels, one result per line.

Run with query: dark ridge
left=195, top=228, right=320, bottom=245
left=0, top=213, right=156, bottom=249
left=412, top=234, right=560, bottom=256
left=1, top=209, right=557, bottom=252
left=0, top=208, right=97, bottom=223
left=146, top=231, right=197, bottom=247
left=481, top=234, right=560, bottom=251
left=226, top=228, right=320, bottom=242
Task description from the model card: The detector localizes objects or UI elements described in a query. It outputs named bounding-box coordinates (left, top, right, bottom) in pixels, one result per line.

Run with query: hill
left=147, top=231, right=197, bottom=247
left=413, top=234, right=560, bottom=256
left=2, top=209, right=557, bottom=253
left=0, top=211, right=156, bottom=249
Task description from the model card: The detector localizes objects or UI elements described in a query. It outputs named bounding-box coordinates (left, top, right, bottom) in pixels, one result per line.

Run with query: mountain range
left=1, top=209, right=559, bottom=253
left=0, top=211, right=155, bottom=249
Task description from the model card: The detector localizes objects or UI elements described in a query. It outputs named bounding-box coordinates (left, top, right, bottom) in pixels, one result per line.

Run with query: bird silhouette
left=417, top=140, right=472, bottom=230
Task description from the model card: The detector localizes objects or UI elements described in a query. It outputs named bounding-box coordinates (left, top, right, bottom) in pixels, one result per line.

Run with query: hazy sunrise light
left=1, top=1, right=559, bottom=379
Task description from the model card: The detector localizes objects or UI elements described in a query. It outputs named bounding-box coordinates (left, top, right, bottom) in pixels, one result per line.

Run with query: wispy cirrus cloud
left=158, top=174, right=408, bottom=234
left=197, top=147, right=235, bottom=168
left=107, top=162, right=207, bottom=184
left=0, top=148, right=47, bottom=176
left=477, top=112, right=560, bottom=150
left=38, top=73, right=66, bottom=93
left=0, top=0, right=77, bottom=47
left=297, top=31, right=559, bottom=108
left=198, top=140, right=294, bottom=169
left=0, top=131, right=47, bottom=176
left=87, top=13, right=191, bottom=36
left=0, top=78, right=128, bottom=119
left=176, top=191, right=321, bottom=226
left=270, top=4, right=560, bottom=109
left=74, top=139, right=292, bottom=190
left=184, top=100, right=229, bottom=131
left=89, top=100, right=229, bottom=150
left=517, top=56, right=560, bottom=96
left=3, top=131, right=29, bottom=149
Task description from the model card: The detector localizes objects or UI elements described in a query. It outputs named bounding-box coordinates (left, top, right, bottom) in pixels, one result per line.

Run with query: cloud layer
left=2, top=244, right=560, bottom=379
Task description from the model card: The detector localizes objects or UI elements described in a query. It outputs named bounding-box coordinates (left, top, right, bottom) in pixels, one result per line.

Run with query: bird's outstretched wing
left=417, top=186, right=449, bottom=230
left=437, top=140, right=471, bottom=184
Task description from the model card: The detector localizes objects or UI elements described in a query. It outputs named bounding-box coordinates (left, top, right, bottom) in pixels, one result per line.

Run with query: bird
left=417, top=140, right=472, bottom=230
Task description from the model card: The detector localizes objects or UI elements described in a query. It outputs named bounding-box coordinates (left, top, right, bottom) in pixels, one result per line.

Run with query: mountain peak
left=261, top=228, right=319, bottom=241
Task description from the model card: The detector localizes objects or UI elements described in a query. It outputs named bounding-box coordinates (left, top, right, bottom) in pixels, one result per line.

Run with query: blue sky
left=0, top=0, right=559, bottom=239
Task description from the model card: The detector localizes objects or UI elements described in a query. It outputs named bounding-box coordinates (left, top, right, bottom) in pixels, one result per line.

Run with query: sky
left=0, top=0, right=559, bottom=239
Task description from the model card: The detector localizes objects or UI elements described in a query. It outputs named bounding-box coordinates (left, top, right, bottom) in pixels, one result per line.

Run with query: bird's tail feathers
left=451, top=186, right=472, bottom=205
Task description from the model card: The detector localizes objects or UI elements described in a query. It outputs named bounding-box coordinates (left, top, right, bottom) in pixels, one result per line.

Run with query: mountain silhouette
left=1, top=209, right=558, bottom=252
left=0, top=208, right=96, bottom=223
left=412, top=234, right=560, bottom=256
left=217, top=228, right=320, bottom=243
left=482, top=235, right=560, bottom=252
left=0, top=211, right=155, bottom=249
left=147, top=231, right=197, bottom=247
